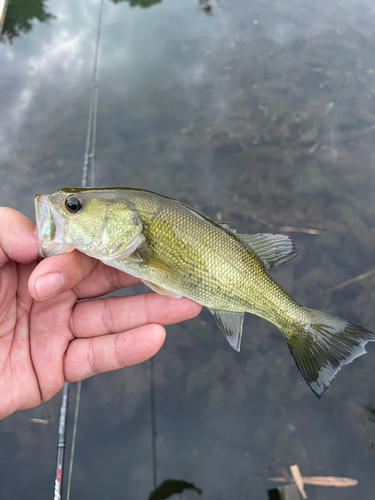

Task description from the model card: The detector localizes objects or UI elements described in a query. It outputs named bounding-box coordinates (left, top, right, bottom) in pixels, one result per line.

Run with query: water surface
left=1, top=0, right=375, bottom=498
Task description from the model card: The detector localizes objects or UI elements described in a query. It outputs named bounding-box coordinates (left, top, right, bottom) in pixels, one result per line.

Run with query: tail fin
left=285, top=307, right=375, bottom=398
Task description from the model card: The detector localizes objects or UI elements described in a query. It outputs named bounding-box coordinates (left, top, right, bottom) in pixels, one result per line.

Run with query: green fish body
left=35, top=187, right=375, bottom=397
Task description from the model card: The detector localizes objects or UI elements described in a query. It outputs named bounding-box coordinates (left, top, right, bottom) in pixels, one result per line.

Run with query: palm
left=0, top=259, right=41, bottom=417
left=0, top=208, right=201, bottom=419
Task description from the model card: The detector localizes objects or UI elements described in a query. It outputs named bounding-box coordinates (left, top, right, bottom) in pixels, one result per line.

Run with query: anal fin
left=209, top=309, right=245, bottom=351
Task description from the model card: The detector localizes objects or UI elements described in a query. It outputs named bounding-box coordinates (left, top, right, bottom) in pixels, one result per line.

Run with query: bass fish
left=35, top=187, right=375, bottom=397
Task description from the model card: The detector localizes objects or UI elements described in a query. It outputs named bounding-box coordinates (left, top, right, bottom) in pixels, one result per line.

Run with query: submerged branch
left=325, top=269, right=375, bottom=293
left=269, top=476, right=358, bottom=487
left=290, top=465, right=307, bottom=499
left=279, top=226, right=325, bottom=235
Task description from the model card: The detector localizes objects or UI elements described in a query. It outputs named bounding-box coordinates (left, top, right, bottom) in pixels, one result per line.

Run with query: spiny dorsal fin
left=186, top=207, right=237, bottom=233
left=238, top=233, right=298, bottom=269
left=208, top=309, right=245, bottom=351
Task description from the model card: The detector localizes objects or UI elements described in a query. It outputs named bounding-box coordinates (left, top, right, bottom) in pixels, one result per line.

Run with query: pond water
left=1, top=0, right=375, bottom=498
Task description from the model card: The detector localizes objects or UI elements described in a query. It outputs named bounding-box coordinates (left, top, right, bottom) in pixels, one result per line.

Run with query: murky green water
left=2, top=0, right=375, bottom=498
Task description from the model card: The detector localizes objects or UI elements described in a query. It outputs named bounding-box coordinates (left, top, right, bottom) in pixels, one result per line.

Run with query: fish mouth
left=35, top=194, right=74, bottom=258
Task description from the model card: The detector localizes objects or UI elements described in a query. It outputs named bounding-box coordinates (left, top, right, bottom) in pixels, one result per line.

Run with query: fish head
left=35, top=188, right=144, bottom=260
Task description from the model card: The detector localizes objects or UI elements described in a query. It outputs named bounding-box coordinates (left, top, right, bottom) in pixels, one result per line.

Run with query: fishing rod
left=53, top=383, right=69, bottom=500
left=53, top=0, right=160, bottom=495
left=53, top=0, right=104, bottom=498
left=82, top=0, right=104, bottom=189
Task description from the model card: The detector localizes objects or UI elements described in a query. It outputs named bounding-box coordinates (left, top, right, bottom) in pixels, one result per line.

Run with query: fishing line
left=150, top=357, right=158, bottom=489
left=54, top=0, right=104, bottom=498
left=82, top=0, right=104, bottom=188
left=89, top=70, right=99, bottom=189
left=65, top=382, right=81, bottom=500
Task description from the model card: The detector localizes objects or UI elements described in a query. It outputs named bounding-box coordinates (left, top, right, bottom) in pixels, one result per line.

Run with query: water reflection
left=361, top=403, right=375, bottom=423
left=111, top=0, right=162, bottom=8
left=1, top=0, right=214, bottom=45
left=1, top=0, right=375, bottom=498
left=198, top=0, right=212, bottom=14
left=148, top=479, right=202, bottom=500
left=110, top=0, right=214, bottom=13
left=268, top=484, right=303, bottom=500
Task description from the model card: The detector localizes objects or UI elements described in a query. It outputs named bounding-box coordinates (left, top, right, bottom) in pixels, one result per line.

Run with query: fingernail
left=35, top=273, right=64, bottom=300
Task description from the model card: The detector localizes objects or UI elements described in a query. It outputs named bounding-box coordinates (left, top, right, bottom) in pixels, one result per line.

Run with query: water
left=1, top=0, right=375, bottom=498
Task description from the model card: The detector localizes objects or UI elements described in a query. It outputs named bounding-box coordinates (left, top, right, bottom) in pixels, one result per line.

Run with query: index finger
left=28, top=250, right=143, bottom=301
left=0, top=208, right=39, bottom=266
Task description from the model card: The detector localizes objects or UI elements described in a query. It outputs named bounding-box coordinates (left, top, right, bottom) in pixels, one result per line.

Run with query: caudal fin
left=285, top=308, right=375, bottom=398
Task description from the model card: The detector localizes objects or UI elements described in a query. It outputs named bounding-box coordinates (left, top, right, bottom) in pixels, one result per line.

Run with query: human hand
left=0, top=207, right=201, bottom=419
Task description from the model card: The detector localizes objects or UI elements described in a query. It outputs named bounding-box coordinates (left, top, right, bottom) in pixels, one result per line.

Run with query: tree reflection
left=0, top=0, right=215, bottom=44
left=110, top=0, right=162, bottom=8
left=110, top=0, right=214, bottom=13
left=198, top=0, right=212, bottom=14
left=0, top=0, right=55, bottom=43
left=361, top=403, right=375, bottom=423
left=148, top=479, right=202, bottom=500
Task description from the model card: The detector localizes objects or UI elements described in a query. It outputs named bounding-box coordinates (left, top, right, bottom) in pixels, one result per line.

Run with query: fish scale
left=35, top=187, right=375, bottom=397
left=132, top=198, right=280, bottom=314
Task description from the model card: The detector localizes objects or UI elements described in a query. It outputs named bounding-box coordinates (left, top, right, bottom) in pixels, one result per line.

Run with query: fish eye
left=65, top=196, right=83, bottom=214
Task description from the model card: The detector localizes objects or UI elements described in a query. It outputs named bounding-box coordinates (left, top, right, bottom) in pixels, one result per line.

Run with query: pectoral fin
left=209, top=309, right=245, bottom=351
left=238, top=233, right=298, bottom=269
left=141, top=280, right=183, bottom=298
left=138, top=250, right=182, bottom=278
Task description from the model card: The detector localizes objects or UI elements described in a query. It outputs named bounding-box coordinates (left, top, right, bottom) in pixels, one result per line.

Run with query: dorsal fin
left=238, top=233, right=298, bottom=269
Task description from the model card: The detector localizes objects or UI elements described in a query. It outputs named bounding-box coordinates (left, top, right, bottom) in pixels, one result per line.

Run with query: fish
left=35, top=187, right=375, bottom=397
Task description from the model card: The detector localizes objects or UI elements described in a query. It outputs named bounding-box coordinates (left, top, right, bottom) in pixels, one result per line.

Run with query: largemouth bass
left=35, top=187, right=375, bottom=397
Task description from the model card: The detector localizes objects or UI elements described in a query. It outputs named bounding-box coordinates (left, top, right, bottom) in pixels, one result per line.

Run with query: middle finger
left=70, top=292, right=202, bottom=338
